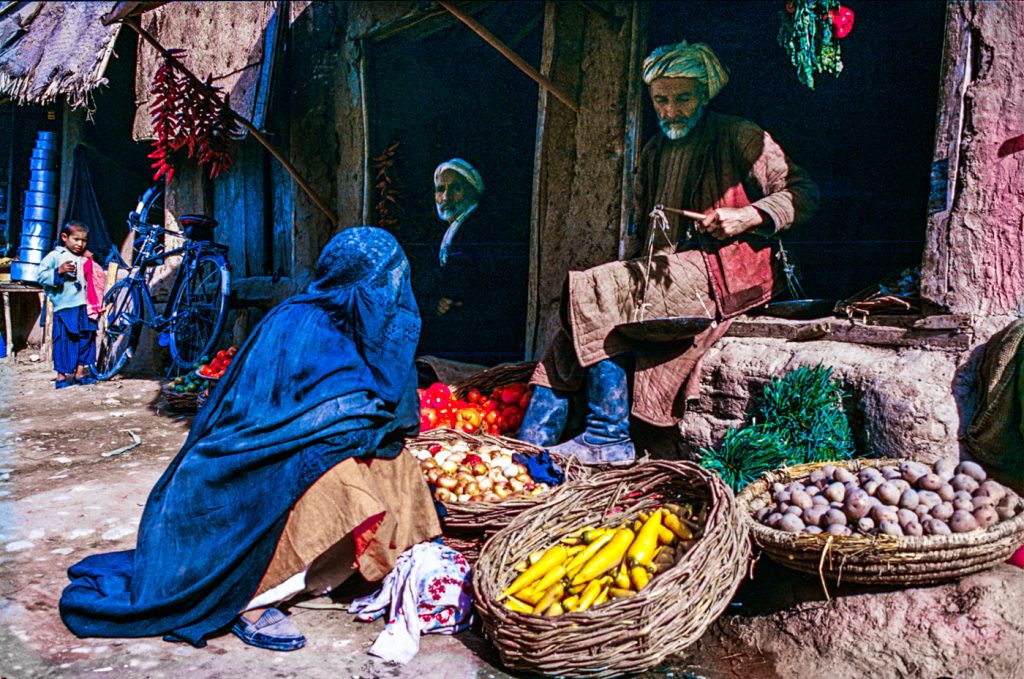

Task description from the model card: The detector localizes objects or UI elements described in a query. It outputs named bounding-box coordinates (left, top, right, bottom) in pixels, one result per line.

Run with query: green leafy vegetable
left=778, top=0, right=843, bottom=89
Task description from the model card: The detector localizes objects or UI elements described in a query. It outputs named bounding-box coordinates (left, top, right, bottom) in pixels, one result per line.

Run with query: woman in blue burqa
left=60, top=227, right=441, bottom=651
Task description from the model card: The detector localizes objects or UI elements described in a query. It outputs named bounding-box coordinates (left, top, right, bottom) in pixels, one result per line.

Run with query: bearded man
left=518, top=40, right=819, bottom=465
left=416, top=158, right=525, bottom=364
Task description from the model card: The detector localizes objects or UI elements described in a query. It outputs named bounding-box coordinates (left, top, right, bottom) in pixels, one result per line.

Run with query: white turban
left=641, top=40, right=729, bottom=100
left=433, top=158, right=484, bottom=196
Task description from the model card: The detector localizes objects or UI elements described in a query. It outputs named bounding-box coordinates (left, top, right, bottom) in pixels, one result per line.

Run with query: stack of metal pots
left=11, top=130, right=59, bottom=283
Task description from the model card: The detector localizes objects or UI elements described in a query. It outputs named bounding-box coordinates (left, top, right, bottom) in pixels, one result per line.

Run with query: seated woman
left=59, top=227, right=441, bottom=652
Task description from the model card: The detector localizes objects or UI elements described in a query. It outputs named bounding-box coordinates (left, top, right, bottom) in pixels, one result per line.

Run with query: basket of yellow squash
left=472, top=460, right=750, bottom=678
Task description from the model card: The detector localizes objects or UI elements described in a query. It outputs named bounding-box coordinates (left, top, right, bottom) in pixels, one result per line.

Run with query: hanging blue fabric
left=59, top=227, right=422, bottom=646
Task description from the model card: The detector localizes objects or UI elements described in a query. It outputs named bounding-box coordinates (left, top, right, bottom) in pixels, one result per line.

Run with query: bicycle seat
left=180, top=214, right=218, bottom=242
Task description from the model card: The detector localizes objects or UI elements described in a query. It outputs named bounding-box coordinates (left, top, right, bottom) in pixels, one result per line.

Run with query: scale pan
left=615, top=316, right=715, bottom=342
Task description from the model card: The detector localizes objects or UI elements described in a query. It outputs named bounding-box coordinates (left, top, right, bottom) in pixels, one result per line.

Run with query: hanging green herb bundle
left=778, top=0, right=845, bottom=89
left=700, top=364, right=857, bottom=493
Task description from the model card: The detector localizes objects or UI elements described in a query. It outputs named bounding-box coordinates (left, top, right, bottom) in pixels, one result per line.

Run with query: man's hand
left=436, top=297, right=463, bottom=315
left=697, top=206, right=763, bottom=240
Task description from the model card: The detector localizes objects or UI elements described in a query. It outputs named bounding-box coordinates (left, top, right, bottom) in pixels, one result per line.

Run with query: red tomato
left=462, top=422, right=477, bottom=434
left=484, top=410, right=499, bottom=425
left=467, top=388, right=482, bottom=404
left=483, top=398, right=499, bottom=412
left=519, top=391, right=532, bottom=410
left=500, top=383, right=525, bottom=405
left=420, top=415, right=432, bottom=430
left=507, top=411, right=524, bottom=431
left=421, top=408, right=438, bottom=428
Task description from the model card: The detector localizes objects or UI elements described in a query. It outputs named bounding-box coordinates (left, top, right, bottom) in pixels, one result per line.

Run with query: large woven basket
left=160, top=384, right=199, bottom=413
left=449, top=361, right=536, bottom=400
left=473, top=460, right=750, bottom=678
left=738, top=458, right=1024, bottom=587
left=405, top=428, right=588, bottom=533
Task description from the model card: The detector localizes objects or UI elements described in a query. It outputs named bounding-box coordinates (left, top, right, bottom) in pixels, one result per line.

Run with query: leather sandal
left=230, top=607, right=306, bottom=651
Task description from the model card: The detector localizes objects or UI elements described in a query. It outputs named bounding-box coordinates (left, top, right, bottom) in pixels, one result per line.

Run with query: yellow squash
left=630, top=565, right=651, bottom=591
left=533, top=582, right=566, bottom=615
left=501, top=544, right=569, bottom=599
left=627, top=511, right=663, bottom=567
left=614, top=561, right=631, bottom=589
left=565, top=531, right=614, bottom=579
left=504, top=597, right=534, bottom=613
left=663, top=511, right=693, bottom=540
left=575, top=579, right=603, bottom=612
left=572, top=528, right=635, bottom=586
left=545, top=601, right=565, bottom=617
left=533, top=564, right=567, bottom=594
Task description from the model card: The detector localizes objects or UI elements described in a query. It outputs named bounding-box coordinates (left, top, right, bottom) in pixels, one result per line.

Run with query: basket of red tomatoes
left=196, top=346, right=238, bottom=380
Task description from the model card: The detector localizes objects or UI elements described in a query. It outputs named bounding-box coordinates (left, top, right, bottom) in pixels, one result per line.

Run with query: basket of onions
left=406, top=429, right=589, bottom=560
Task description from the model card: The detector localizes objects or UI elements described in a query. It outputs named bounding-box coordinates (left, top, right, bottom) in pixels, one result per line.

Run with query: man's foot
left=230, top=607, right=306, bottom=651
left=548, top=434, right=635, bottom=467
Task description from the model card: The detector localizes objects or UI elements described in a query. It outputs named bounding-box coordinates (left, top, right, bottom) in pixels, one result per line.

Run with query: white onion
left=503, top=464, right=520, bottom=478
left=476, top=476, right=494, bottom=492
left=440, top=460, right=459, bottom=475
left=457, top=493, right=471, bottom=502
left=433, top=451, right=451, bottom=466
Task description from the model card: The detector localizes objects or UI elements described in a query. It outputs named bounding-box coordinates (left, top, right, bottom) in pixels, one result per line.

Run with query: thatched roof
left=0, top=2, right=121, bottom=110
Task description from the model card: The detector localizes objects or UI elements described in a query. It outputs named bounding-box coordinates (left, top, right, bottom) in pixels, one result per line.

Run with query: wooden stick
left=123, top=17, right=339, bottom=227
left=2, top=290, right=11, bottom=363
left=661, top=206, right=706, bottom=221
left=437, top=1, right=579, bottom=114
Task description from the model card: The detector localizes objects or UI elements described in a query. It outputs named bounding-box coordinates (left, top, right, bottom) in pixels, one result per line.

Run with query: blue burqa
left=59, top=227, right=422, bottom=646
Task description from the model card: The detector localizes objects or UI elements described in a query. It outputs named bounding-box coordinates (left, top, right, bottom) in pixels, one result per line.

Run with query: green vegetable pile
left=778, top=0, right=843, bottom=90
left=700, top=364, right=857, bottom=493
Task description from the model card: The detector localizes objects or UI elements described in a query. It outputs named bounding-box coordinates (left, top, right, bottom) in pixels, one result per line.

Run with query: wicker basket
left=738, top=458, right=1024, bottom=587
left=406, top=428, right=589, bottom=534
left=449, top=361, right=536, bottom=400
left=160, top=384, right=199, bottom=413
left=473, top=460, right=750, bottom=678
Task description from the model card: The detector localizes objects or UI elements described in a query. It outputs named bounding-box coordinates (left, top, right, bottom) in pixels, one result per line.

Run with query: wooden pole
left=437, top=1, right=579, bottom=114
left=2, top=290, right=11, bottom=364
left=123, top=17, right=339, bottom=227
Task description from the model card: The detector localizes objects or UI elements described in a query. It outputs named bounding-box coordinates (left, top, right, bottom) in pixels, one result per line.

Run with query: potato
left=916, top=473, right=943, bottom=492
left=973, top=506, right=999, bottom=529
left=803, top=506, right=829, bottom=528
left=949, top=509, right=978, bottom=533
left=825, top=523, right=851, bottom=536
left=878, top=520, right=904, bottom=537
left=897, top=508, right=918, bottom=529
left=923, top=518, right=951, bottom=536
left=951, top=474, right=980, bottom=494
left=821, top=464, right=838, bottom=480
left=955, top=460, right=987, bottom=483
left=786, top=482, right=807, bottom=495
left=830, top=500, right=844, bottom=510
left=772, top=482, right=787, bottom=494
left=972, top=495, right=995, bottom=511
left=933, top=458, right=957, bottom=481
left=855, top=517, right=875, bottom=534
left=917, top=490, right=941, bottom=509
left=773, top=491, right=792, bottom=506
left=812, top=494, right=831, bottom=507
left=914, top=504, right=930, bottom=519
left=766, top=512, right=784, bottom=527
left=937, top=484, right=955, bottom=502
left=804, top=525, right=824, bottom=534
left=880, top=465, right=901, bottom=480
left=976, top=480, right=1007, bottom=503
left=824, top=508, right=848, bottom=527
left=805, top=484, right=821, bottom=496
left=995, top=499, right=1017, bottom=521
left=833, top=467, right=854, bottom=484
left=900, top=461, right=929, bottom=484
left=903, top=521, right=924, bottom=537
left=930, top=502, right=954, bottom=522
left=754, top=507, right=771, bottom=522
left=889, top=479, right=912, bottom=493
left=823, top=482, right=846, bottom=503
left=863, top=480, right=881, bottom=497
left=858, top=467, right=882, bottom=483
left=844, top=489, right=872, bottom=519
left=875, top=482, right=901, bottom=506
left=870, top=505, right=898, bottom=525
left=953, top=498, right=974, bottom=513
left=808, top=469, right=828, bottom=486
left=790, top=490, right=814, bottom=510
left=899, top=489, right=920, bottom=511
left=778, top=513, right=806, bottom=533
left=785, top=505, right=804, bottom=516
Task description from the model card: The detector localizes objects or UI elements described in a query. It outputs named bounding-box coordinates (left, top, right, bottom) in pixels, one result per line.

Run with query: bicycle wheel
left=93, top=281, right=144, bottom=380
left=166, top=249, right=230, bottom=369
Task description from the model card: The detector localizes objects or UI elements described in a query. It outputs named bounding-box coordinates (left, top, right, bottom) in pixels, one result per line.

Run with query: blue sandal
left=230, top=607, right=306, bottom=651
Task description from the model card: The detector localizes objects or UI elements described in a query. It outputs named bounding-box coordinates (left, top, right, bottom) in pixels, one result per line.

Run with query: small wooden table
left=1, top=281, right=50, bottom=363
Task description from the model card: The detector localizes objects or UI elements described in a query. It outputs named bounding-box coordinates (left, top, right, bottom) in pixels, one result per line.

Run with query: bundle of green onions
left=700, top=364, right=857, bottom=493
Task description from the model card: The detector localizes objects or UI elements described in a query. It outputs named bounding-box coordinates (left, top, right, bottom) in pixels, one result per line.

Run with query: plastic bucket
left=21, top=220, right=53, bottom=238
left=23, top=205, right=55, bottom=223
left=36, top=131, right=57, bottom=141
left=29, top=169, right=58, bottom=186
left=29, top=157, right=57, bottom=171
left=27, top=179, right=54, bottom=193
left=10, top=261, right=41, bottom=283
left=24, top=190, right=57, bottom=209
left=19, top=235, right=53, bottom=251
left=31, top=148, right=57, bottom=161
left=35, top=139, right=58, bottom=151
left=17, top=248, right=46, bottom=264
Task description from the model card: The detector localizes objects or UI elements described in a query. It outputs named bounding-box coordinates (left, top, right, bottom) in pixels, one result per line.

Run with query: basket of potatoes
left=738, top=457, right=1024, bottom=586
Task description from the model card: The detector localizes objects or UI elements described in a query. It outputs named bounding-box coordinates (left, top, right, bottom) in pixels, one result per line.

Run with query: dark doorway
left=367, top=1, right=542, bottom=365
left=645, top=0, right=946, bottom=300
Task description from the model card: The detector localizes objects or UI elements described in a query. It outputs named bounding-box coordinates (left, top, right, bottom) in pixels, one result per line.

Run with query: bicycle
left=93, top=185, right=231, bottom=380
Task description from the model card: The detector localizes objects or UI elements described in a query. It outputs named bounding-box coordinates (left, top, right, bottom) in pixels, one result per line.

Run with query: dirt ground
left=1, top=360, right=1022, bottom=679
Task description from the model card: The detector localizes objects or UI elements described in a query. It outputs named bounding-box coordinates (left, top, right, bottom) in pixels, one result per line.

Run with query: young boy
left=37, top=221, right=99, bottom=388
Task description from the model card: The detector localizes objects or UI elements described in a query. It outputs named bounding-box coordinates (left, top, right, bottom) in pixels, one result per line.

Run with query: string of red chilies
left=148, top=51, right=241, bottom=184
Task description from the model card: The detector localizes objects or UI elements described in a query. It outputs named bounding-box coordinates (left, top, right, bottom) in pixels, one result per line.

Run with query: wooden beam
left=122, top=16, right=339, bottom=227
left=725, top=315, right=973, bottom=351
left=437, top=0, right=579, bottom=113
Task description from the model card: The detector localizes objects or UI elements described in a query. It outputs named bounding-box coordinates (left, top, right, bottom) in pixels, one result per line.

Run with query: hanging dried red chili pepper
left=148, top=50, right=188, bottom=184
